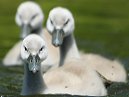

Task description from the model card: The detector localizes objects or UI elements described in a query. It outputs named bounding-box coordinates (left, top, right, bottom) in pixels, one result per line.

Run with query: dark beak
left=27, top=54, right=40, bottom=73
left=52, top=29, right=64, bottom=47
left=20, top=24, right=31, bottom=39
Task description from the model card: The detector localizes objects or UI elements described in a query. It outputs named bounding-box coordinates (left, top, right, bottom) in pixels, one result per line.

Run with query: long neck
left=21, top=63, right=46, bottom=95
left=59, top=34, right=80, bottom=66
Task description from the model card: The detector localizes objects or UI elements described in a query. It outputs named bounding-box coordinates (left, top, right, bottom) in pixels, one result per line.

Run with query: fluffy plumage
left=46, top=7, right=127, bottom=83
left=3, top=1, right=59, bottom=73
left=21, top=34, right=107, bottom=96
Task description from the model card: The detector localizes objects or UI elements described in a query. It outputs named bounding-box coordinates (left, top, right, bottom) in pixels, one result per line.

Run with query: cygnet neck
left=59, top=34, right=80, bottom=66
left=21, top=63, right=46, bottom=95
left=31, top=26, right=43, bottom=35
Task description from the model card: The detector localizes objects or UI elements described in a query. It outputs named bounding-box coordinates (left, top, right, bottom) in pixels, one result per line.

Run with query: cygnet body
left=3, top=1, right=59, bottom=72
left=21, top=34, right=107, bottom=96
left=46, top=7, right=127, bottom=83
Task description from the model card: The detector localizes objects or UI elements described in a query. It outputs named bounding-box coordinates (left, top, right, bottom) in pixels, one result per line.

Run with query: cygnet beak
left=20, top=24, right=31, bottom=39
left=27, top=54, right=40, bottom=73
left=52, top=29, right=64, bottom=47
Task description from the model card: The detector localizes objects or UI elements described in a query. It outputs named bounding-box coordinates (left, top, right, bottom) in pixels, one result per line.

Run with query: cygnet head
left=46, top=7, right=75, bottom=47
left=21, top=34, right=47, bottom=73
left=15, top=1, right=44, bottom=39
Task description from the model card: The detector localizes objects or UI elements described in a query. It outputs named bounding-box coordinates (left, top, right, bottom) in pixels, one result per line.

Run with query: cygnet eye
left=39, top=46, right=44, bottom=52
left=31, top=13, right=38, bottom=20
left=64, top=19, right=70, bottom=26
left=19, top=14, right=22, bottom=20
left=50, top=19, right=53, bottom=25
left=24, top=46, right=28, bottom=52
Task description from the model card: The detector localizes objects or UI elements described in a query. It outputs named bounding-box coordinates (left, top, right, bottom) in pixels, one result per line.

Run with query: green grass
left=1, top=0, right=129, bottom=59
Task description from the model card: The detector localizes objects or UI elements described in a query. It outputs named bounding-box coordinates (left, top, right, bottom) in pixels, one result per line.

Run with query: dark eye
left=31, top=14, right=38, bottom=20
left=19, top=14, right=22, bottom=19
left=39, top=46, right=44, bottom=52
left=64, top=19, right=70, bottom=26
left=50, top=19, right=53, bottom=25
left=24, top=46, right=28, bottom=52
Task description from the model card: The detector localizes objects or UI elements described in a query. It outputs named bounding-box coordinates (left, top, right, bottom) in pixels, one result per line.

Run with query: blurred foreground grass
left=0, top=0, right=129, bottom=96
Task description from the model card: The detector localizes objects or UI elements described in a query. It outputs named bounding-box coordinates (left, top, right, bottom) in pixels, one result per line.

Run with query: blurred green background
left=0, top=0, right=129, bottom=96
